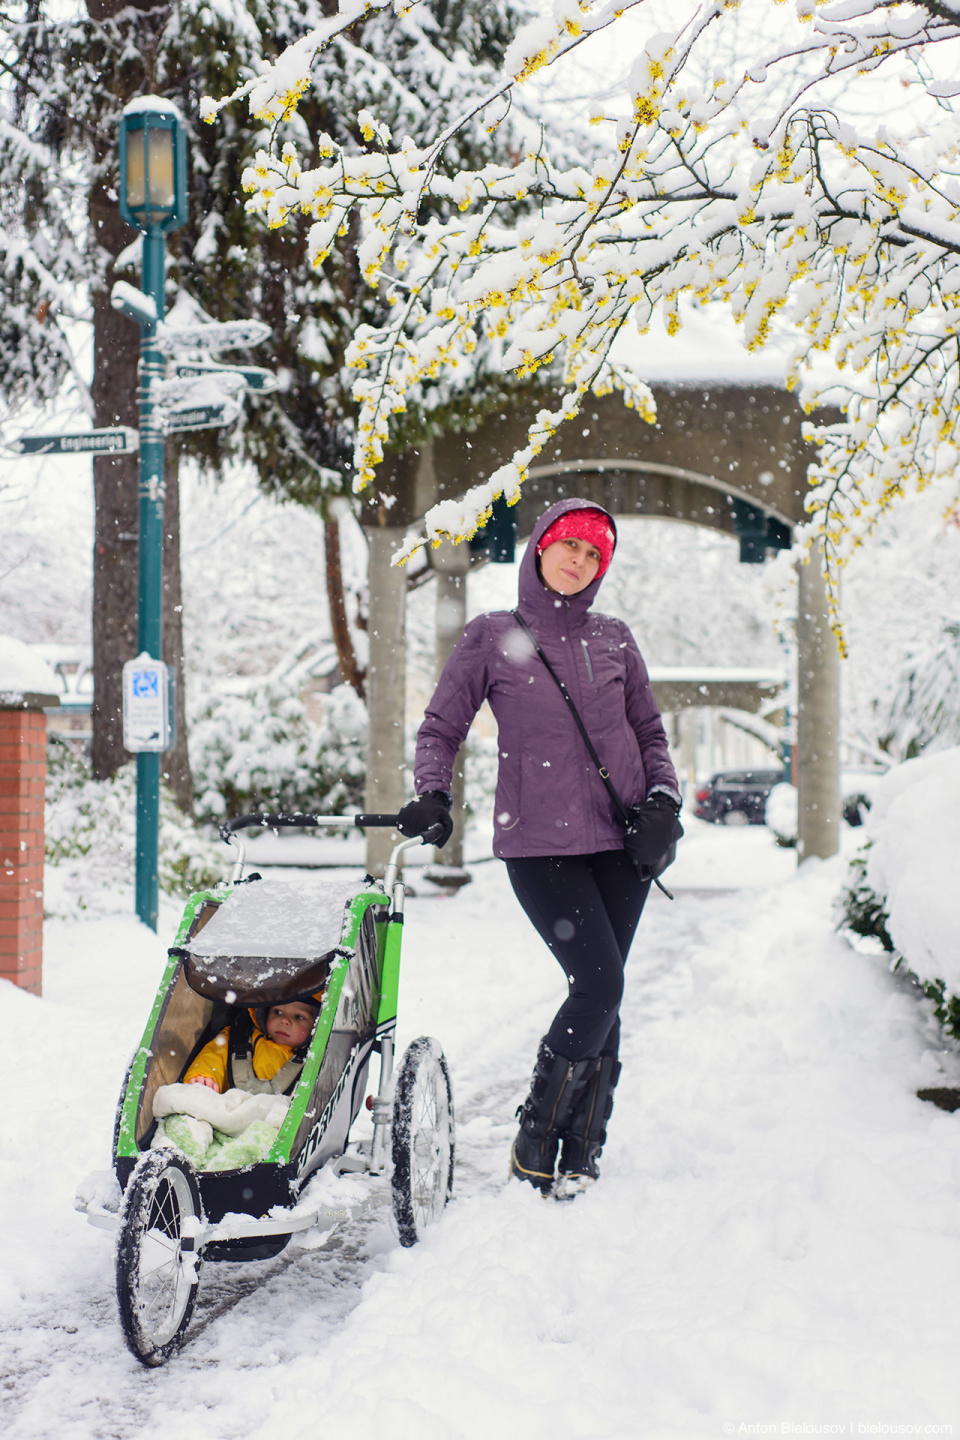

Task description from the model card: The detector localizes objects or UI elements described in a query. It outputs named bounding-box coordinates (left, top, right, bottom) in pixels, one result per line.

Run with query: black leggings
left=505, top=850, right=651, bottom=1063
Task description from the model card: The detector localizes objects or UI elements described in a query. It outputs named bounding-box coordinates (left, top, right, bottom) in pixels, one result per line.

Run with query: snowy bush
left=44, top=738, right=223, bottom=916
left=837, top=749, right=960, bottom=1038
left=769, top=772, right=881, bottom=850
left=765, top=783, right=798, bottom=848
left=189, top=678, right=366, bottom=824
left=463, top=731, right=499, bottom=833
left=883, top=619, right=960, bottom=760
left=836, top=849, right=894, bottom=957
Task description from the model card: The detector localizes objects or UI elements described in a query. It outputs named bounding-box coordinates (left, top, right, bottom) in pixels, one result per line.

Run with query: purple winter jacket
left=413, top=497, right=679, bottom=859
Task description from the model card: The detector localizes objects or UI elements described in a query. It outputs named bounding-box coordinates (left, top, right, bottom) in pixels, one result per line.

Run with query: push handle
left=219, top=811, right=400, bottom=842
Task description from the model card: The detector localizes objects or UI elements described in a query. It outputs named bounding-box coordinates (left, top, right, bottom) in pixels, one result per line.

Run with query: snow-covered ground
left=3, top=827, right=960, bottom=1437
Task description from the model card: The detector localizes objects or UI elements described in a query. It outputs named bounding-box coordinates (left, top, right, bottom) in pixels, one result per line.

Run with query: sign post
left=116, top=95, right=188, bottom=931
left=6, top=101, right=276, bottom=935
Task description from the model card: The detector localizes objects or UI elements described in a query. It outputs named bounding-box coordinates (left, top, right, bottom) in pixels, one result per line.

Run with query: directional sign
left=154, top=318, right=271, bottom=355
left=171, top=360, right=279, bottom=394
left=163, top=399, right=241, bottom=434
left=3, top=427, right=139, bottom=457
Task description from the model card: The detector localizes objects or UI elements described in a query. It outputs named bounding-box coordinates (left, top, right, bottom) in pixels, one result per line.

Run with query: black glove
left=396, top=791, right=454, bottom=848
left=624, top=794, right=683, bottom=879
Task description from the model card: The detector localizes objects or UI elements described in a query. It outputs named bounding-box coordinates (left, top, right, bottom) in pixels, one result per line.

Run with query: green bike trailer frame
left=111, top=813, right=417, bottom=1247
left=78, top=811, right=454, bottom=1367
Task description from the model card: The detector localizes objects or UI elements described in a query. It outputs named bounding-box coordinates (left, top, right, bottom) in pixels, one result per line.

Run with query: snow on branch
left=205, top=0, right=960, bottom=589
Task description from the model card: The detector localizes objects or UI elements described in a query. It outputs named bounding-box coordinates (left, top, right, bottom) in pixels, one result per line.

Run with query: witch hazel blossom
left=209, top=0, right=960, bottom=589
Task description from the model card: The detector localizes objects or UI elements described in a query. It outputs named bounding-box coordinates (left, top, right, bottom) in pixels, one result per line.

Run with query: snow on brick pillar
left=0, top=638, right=60, bottom=996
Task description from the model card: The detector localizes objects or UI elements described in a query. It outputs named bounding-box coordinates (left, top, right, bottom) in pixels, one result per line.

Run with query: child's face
left=265, top=1002, right=316, bottom=1049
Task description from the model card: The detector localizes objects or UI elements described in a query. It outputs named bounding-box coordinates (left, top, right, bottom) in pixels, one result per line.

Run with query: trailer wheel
left=391, top=1037, right=454, bottom=1247
left=116, top=1149, right=203, bottom=1366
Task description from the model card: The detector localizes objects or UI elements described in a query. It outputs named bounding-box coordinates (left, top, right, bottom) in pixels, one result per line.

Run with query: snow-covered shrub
left=837, top=749, right=960, bottom=1038
left=883, top=620, right=960, bottom=760
left=464, top=731, right=499, bottom=830
left=189, top=679, right=366, bottom=824
left=765, top=782, right=798, bottom=848
left=44, top=737, right=223, bottom=915
left=768, top=771, right=881, bottom=850
left=836, top=848, right=894, bottom=956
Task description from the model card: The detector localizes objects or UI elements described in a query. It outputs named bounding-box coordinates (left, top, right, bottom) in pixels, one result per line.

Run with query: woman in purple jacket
left=397, top=498, right=681, bottom=1198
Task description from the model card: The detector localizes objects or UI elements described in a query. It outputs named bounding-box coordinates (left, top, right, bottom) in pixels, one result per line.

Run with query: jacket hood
left=517, top=497, right=618, bottom=619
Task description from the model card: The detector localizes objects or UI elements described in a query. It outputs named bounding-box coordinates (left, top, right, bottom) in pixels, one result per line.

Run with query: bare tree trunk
left=89, top=165, right=140, bottom=780
left=86, top=0, right=182, bottom=783
left=324, top=518, right=365, bottom=700
left=162, top=444, right=193, bottom=811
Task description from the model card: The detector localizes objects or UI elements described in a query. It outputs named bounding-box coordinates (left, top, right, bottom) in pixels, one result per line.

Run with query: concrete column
left=0, top=694, right=57, bottom=995
left=431, top=539, right=471, bottom=873
left=363, top=523, right=408, bottom=877
left=796, top=545, right=841, bottom=861
left=678, top=706, right=698, bottom=805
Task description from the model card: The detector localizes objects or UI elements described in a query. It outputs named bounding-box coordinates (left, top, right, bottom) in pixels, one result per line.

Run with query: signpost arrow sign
left=154, top=318, right=271, bottom=354
left=163, top=399, right=241, bottom=435
left=3, top=427, right=140, bottom=457
left=170, top=360, right=279, bottom=394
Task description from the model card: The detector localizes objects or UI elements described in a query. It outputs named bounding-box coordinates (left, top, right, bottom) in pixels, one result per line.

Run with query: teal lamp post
left=117, top=97, right=187, bottom=930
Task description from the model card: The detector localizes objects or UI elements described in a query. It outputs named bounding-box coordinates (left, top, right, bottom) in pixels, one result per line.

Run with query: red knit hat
left=537, top=508, right=616, bottom=578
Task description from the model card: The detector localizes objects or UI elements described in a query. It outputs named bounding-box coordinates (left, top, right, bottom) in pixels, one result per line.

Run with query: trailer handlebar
left=219, top=812, right=400, bottom=843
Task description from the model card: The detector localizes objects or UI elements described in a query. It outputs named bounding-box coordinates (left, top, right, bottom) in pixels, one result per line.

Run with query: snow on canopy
left=189, top=877, right=360, bottom=961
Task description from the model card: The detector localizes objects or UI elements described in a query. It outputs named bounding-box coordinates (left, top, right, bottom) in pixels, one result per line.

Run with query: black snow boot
left=510, top=1041, right=595, bottom=1194
left=555, top=1056, right=621, bottom=1200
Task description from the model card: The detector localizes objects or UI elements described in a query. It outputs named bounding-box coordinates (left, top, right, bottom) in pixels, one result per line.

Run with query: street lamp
left=116, top=96, right=187, bottom=931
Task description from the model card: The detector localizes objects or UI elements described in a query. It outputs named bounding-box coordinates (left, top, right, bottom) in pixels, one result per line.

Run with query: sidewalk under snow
left=1, top=824, right=958, bottom=1437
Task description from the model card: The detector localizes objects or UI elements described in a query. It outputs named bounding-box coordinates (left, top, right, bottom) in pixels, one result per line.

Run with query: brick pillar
left=0, top=705, right=51, bottom=995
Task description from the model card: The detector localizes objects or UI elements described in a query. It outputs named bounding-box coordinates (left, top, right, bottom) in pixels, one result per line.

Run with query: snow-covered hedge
left=765, top=782, right=798, bottom=847
left=838, top=748, right=960, bottom=1034
left=44, top=738, right=223, bottom=915
left=189, top=679, right=366, bottom=823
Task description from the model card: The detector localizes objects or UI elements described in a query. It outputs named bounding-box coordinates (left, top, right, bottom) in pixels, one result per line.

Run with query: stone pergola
left=360, top=383, right=839, bottom=872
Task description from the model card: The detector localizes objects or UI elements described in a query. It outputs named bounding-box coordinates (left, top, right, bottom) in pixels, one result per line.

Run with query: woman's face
left=539, top=535, right=602, bottom=595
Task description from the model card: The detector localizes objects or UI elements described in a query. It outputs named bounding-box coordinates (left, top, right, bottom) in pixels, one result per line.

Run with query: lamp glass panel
left=147, top=127, right=175, bottom=209
left=126, top=129, right=146, bottom=208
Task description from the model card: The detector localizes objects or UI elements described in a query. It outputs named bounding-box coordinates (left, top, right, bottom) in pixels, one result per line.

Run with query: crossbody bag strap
left=513, top=609, right=675, bottom=899
left=512, top=609, right=630, bottom=826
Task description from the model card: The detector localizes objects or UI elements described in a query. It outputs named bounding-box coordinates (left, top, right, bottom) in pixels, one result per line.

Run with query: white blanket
left=152, top=1083, right=290, bottom=1136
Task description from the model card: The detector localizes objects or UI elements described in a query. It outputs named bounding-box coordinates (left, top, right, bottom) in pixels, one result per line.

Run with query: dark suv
left=693, top=768, right=786, bottom=826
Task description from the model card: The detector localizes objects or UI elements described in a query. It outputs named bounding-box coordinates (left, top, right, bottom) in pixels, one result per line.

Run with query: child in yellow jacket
left=184, top=998, right=320, bottom=1096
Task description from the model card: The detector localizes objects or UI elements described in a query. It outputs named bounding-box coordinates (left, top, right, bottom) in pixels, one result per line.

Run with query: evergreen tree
left=0, top=0, right=536, bottom=774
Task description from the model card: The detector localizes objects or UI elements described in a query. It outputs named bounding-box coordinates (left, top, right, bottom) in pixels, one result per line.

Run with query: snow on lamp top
left=119, top=96, right=187, bottom=235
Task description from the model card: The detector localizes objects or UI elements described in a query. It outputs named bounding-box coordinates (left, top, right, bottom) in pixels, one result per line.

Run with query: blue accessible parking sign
left=122, top=655, right=171, bottom=752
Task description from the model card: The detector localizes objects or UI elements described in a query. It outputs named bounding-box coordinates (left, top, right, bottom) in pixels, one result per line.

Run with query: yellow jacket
left=183, top=1016, right=294, bottom=1093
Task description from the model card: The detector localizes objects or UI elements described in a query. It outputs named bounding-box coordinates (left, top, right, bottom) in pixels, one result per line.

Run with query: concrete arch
left=519, top=458, right=795, bottom=540
left=373, top=383, right=815, bottom=529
